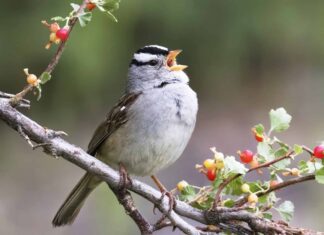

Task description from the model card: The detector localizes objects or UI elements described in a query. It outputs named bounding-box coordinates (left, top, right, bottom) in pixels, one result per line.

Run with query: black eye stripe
left=136, top=47, right=169, bottom=56
left=130, top=59, right=158, bottom=67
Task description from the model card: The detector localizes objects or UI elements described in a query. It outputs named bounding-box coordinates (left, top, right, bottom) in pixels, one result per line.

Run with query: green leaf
left=257, top=142, right=275, bottom=162
left=275, top=201, right=294, bottom=222
left=212, top=172, right=223, bottom=189
left=224, top=156, right=248, bottom=175
left=223, top=199, right=235, bottom=208
left=51, top=16, right=66, bottom=21
left=39, top=72, right=52, bottom=85
left=224, top=176, right=244, bottom=196
left=274, top=147, right=289, bottom=158
left=263, top=212, right=273, bottom=220
left=105, top=11, right=118, bottom=22
left=299, top=160, right=322, bottom=174
left=315, top=167, right=324, bottom=184
left=269, top=108, right=292, bottom=133
left=273, top=158, right=291, bottom=170
left=36, top=84, right=42, bottom=101
left=96, top=0, right=120, bottom=22
left=178, top=185, right=196, bottom=202
left=78, top=12, right=92, bottom=27
left=254, top=124, right=264, bottom=135
left=293, top=144, right=303, bottom=155
left=102, top=0, right=120, bottom=12
left=71, top=3, right=80, bottom=12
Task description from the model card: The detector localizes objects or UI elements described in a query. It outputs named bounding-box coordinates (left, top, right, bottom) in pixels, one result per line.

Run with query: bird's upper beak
left=166, top=50, right=188, bottom=71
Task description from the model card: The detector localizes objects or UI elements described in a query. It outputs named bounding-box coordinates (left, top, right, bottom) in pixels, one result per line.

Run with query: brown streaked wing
left=87, top=92, right=141, bottom=156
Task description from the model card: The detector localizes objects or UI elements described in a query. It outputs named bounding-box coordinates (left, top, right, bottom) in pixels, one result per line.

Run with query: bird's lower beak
left=166, top=50, right=188, bottom=71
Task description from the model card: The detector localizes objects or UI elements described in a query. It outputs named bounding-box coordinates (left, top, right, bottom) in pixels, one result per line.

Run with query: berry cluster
left=176, top=108, right=324, bottom=223
left=42, top=21, right=70, bottom=49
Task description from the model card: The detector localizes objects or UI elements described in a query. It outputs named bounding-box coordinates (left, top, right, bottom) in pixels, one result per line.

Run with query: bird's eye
left=149, top=60, right=158, bottom=66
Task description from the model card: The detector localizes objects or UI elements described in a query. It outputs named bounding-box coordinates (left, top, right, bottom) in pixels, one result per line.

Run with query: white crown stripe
left=134, top=53, right=158, bottom=63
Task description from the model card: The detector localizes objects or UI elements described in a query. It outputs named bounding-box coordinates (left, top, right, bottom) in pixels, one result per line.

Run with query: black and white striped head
left=127, top=45, right=189, bottom=92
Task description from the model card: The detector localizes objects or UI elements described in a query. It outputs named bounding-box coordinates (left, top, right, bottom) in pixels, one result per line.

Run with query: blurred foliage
left=1, top=0, right=324, bottom=234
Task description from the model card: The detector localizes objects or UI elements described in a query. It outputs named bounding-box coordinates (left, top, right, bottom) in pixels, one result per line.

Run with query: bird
left=52, top=45, right=198, bottom=226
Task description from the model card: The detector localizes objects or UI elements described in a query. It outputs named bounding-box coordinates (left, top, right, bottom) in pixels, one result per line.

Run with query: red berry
left=86, top=2, right=96, bottom=11
left=206, top=169, right=216, bottom=181
left=254, top=133, right=264, bottom=142
left=56, top=27, right=70, bottom=41
left=239, top=150, right=254, bottom=163
left=314, top=145, right=324, bottom=159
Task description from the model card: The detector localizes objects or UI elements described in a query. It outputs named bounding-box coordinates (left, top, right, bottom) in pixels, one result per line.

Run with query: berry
left=27, top=74, right=38, bottom=86
left=250, top=158, right=259, bottom=168
left=291, top=168, right=300, bottom=176
left=270, top=180, right=279, bottom=188
left=49, top=33, right=61, bottom=44
left=203, top=159, right=216, bottom=170
left=215, top=160, right=225, bottom=170
left=49, top=22, right=60, bottom=33
left=313, top=145, right=324, bottom=159
left=239, top=150, right=254, bottom=164
left=206, top=169, right=216, bottom=181
left=86, top=2, right=96, bottom=11
left=177, top=180, right=189, bottom=192
left=248, top=193, right=258, bottom=204
left=254, top=133, right=264, bottom=142
left=241, top=183, right=250, bottom=193
left=252, top=128, right=264, bottom=142
left=56, top=27, right=70, bottom=41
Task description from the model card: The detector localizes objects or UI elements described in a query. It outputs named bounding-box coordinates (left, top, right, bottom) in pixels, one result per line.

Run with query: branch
left=0, top=97, right=318, bottom=235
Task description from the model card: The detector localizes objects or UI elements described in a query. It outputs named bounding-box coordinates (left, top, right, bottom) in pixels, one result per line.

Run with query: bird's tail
left=52, top=173, right=101, bottom=227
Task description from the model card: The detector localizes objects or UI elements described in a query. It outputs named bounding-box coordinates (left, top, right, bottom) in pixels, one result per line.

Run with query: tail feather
left=52, top=173, right=101, bottom=227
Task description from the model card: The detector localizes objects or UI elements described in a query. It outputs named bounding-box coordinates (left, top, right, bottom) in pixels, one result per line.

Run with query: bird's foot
left=118, top=163, right=132, bottom=194
left=153, top=190, right=177, bottom=228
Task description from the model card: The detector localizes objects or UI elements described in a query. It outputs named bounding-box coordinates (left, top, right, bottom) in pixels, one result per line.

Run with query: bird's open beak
left=166, top=50, right=188, bottom=71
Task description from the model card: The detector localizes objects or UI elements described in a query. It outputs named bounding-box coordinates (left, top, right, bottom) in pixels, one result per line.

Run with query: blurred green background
left=1, top=0, right=324, bottom=234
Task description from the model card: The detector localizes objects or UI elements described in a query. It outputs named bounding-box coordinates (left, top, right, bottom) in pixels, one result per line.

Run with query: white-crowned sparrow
left=52, top=45, right=198, bottom=226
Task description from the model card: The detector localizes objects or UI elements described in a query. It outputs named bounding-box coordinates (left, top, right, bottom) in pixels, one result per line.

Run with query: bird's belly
left=98, top=118, right=193, bottom=176
left=97, top=86, right=197, bottom=176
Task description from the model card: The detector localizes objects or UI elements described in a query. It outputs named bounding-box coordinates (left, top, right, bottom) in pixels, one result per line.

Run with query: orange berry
left=27, top=74, right=38, bottom=86
left=49, top=22, right=60, bottom=33
left=250, top=157, right=259, bottom=168
left=203, top=158, right=216, bottom=170
left=248, top=193, right=258, bottom=204
left=86, top=2, right=96, bottom=11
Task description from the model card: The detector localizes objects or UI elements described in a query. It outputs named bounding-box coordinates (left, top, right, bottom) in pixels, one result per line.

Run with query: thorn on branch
left=46, top=128, right=68, bottom=138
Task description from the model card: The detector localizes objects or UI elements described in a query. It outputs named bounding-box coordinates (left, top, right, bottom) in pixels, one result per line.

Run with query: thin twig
left=9, top=0, right=88, bottom=106
left=234, top=174, right=315, bottom=207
